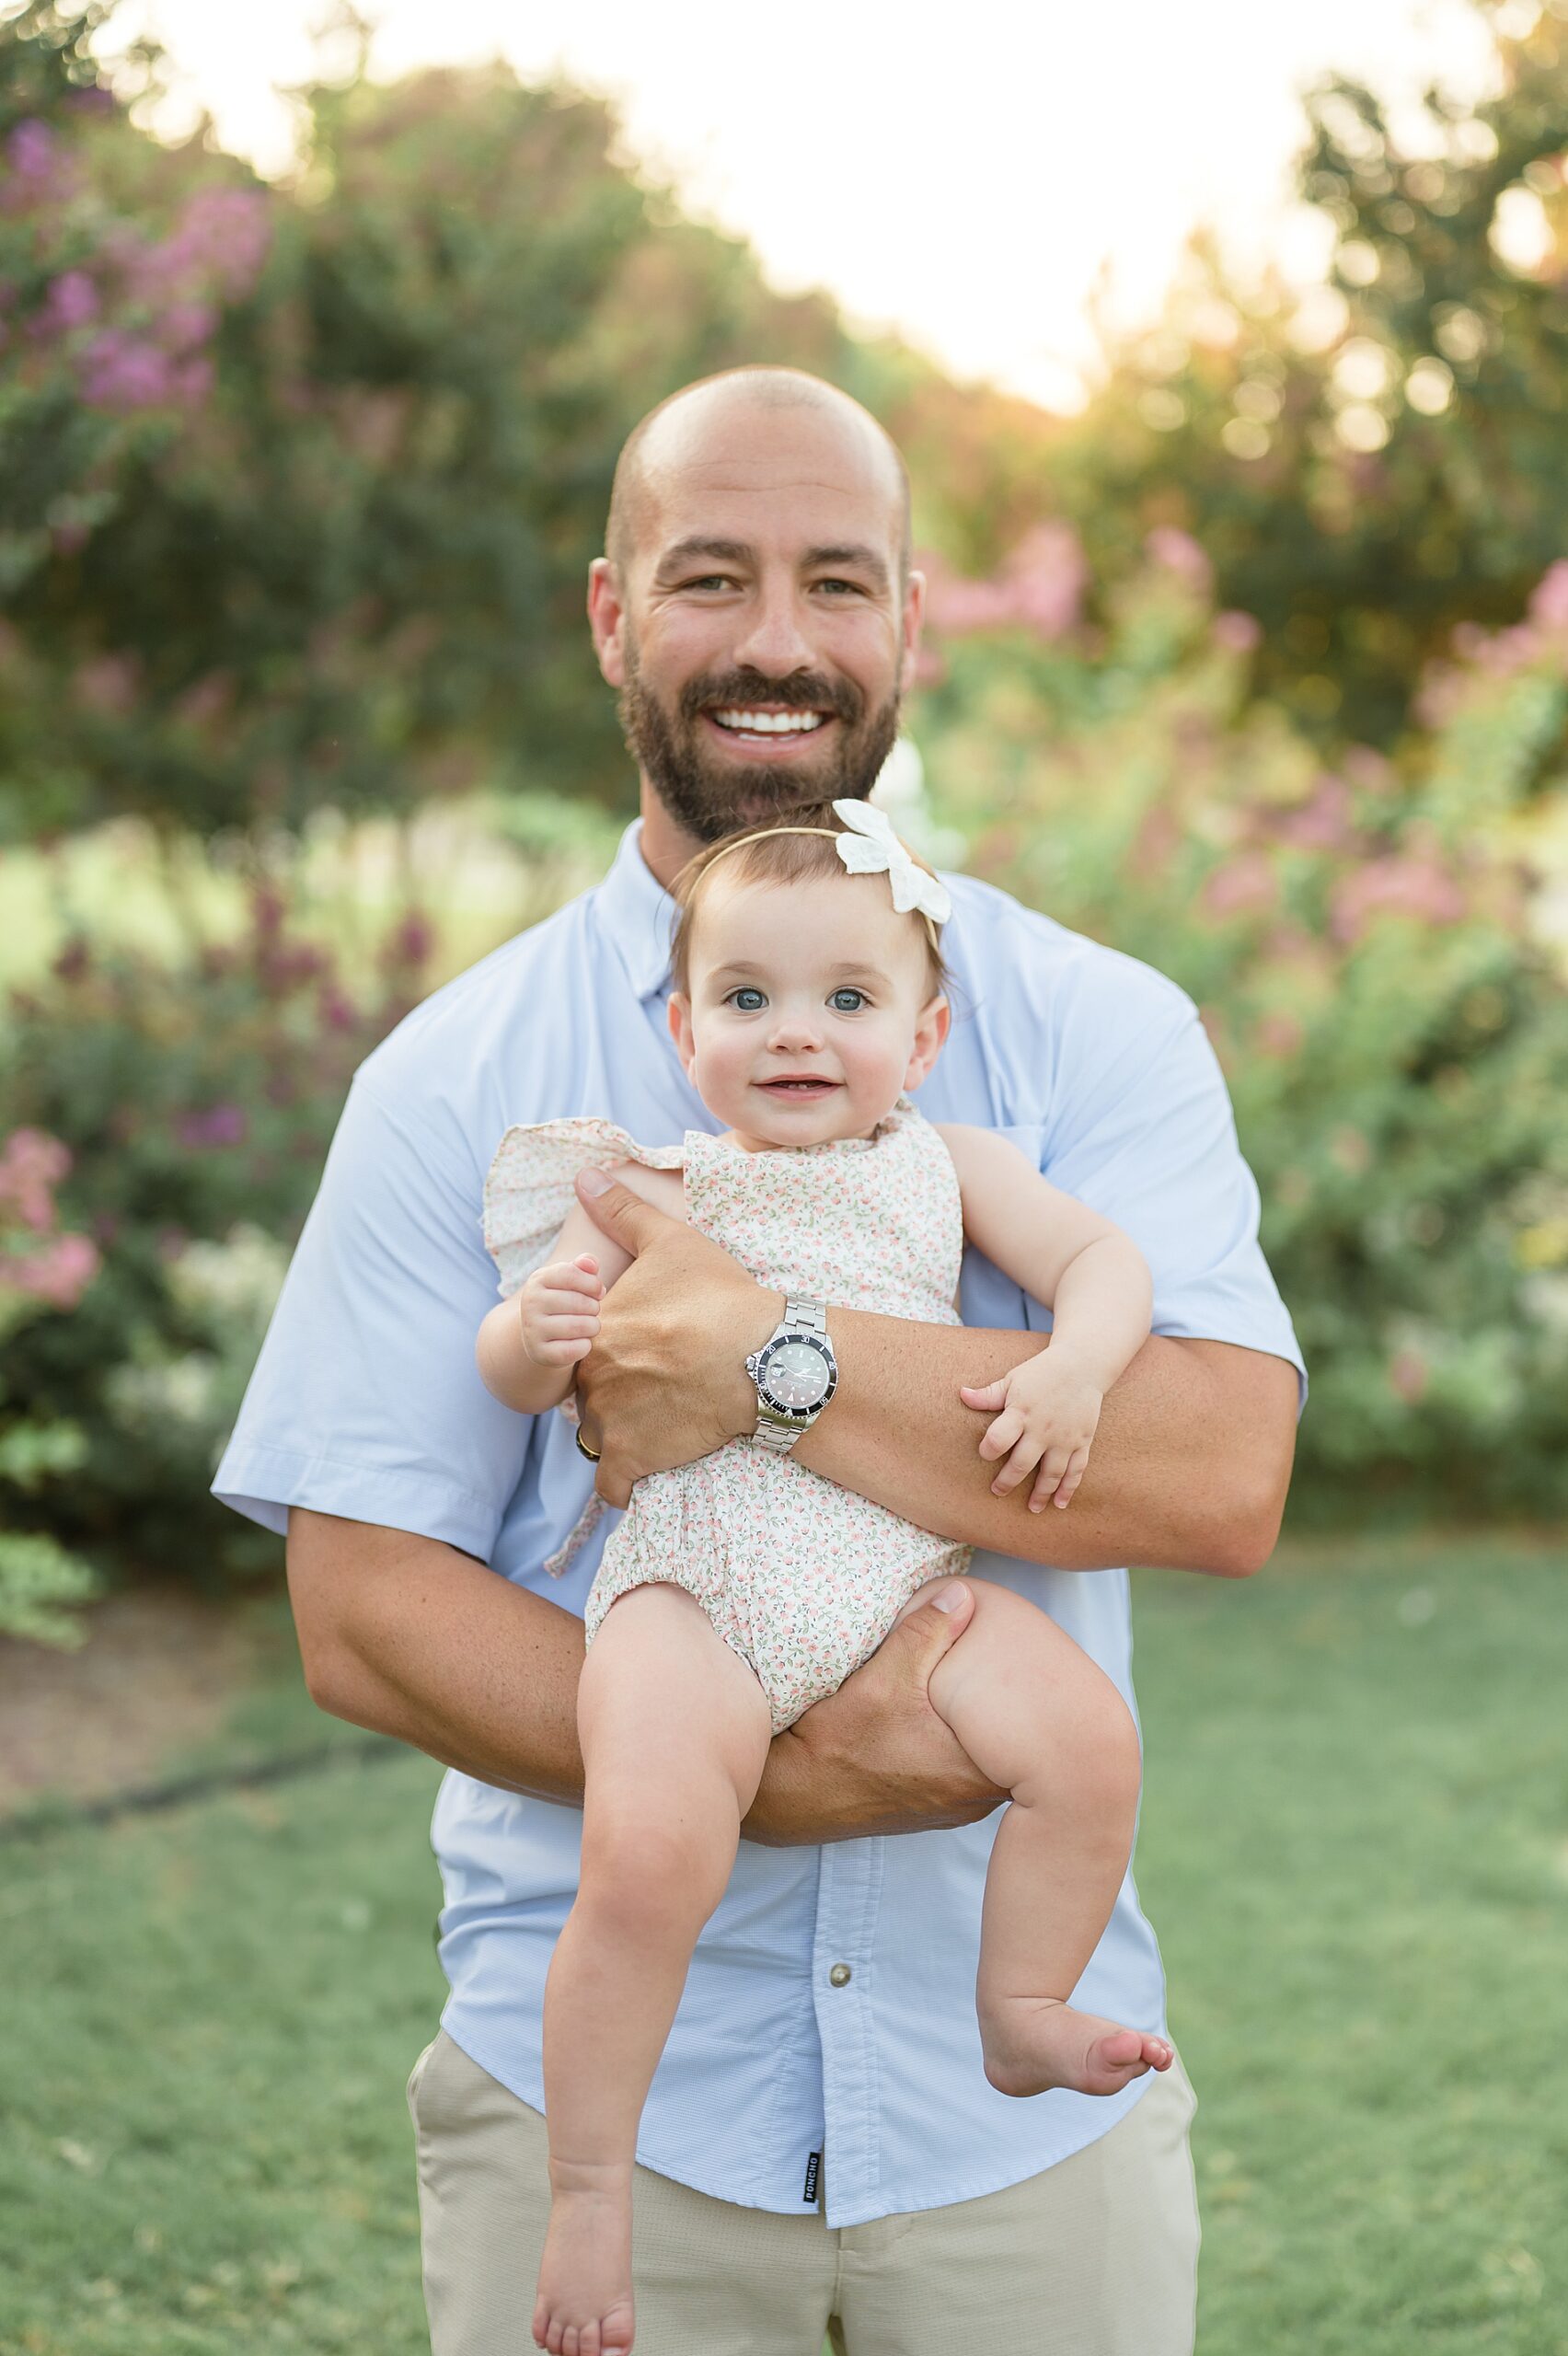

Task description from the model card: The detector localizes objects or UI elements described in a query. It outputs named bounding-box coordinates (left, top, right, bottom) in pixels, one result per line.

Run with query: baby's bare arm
left=938, top=1126, right=1154, bottom=1511
left=476, top=1164, right=684, bottom=1415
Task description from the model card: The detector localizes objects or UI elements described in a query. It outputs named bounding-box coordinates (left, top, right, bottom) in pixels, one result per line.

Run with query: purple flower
left=6, top=121, right=57, bottom=181
left=40, top=271, right=100, bottom=332
left=175, top=1103, right=248, bottom=1149
left=77, top=331, right=176, bottom=410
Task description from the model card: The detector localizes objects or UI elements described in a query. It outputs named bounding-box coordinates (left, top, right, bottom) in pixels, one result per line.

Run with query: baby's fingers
left=1051, top=1447, right=1091, bottom=1510
left=543, top=1256, right=605, bottom=1298
left=960, top=1378, right=1009, bottom=1415
left=976, top=1407, right=1025, bottom=1465
left=989, top=1431, right=1044, bottom=1497
left=1030, top=1445, right=1090, bottom=1514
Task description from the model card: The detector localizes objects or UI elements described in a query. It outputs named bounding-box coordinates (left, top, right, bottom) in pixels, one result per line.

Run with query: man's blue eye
left=730, top=987, right=767, bottom=1011
left=831, top=989, right=866, bottom=1012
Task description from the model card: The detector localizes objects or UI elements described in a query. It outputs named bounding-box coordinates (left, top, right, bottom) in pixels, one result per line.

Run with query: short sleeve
left=1040, top=976, right=1306, bottom=1407
left=212, top=1075, right=531, bottom=1553
left=483, top=1119, right=686, bottom=1297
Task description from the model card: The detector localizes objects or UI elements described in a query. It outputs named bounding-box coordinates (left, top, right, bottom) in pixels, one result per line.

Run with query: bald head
left=606, top=367, right=911, bottom=583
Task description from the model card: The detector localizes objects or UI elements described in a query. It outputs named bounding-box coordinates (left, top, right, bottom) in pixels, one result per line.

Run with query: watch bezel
left=749, top=1329, right=838, bottom=1420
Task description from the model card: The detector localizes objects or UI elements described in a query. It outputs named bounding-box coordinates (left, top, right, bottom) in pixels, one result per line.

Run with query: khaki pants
left=408, top=2029, right=1200, bottom=2355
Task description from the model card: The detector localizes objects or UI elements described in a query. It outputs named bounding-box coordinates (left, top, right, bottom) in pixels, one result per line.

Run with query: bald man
left=217, top=367, right=1303, bottom=2354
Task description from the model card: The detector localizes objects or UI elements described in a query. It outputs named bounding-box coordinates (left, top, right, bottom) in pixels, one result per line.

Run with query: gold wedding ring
left=574, top=1431, right=602, bottom=1465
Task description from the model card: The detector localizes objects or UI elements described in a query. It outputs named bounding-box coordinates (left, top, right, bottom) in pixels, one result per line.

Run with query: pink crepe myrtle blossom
left=0, top=1230, right=100, bottom=1309
left=1273, top=773, right=1355, bottom=853
left=1528, top=560, right=1568, bottom=633
left=919, top=521, right=1088, bottom=643
left=1255, top=1010, right=1305, bottom=1058
left=0, top=1129, right=72, bottom=1230
left=1200, top=851, right=1276, bottom=920
left=1145, top=527, right=1214, bottom=596
left=1331, top=854, right=1466, bottom=943
left=1212, top=609, right=1262, bottom=654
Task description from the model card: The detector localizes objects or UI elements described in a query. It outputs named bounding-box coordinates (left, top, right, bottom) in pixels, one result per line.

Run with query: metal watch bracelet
left=752, top=1298, right=830, bottom=1454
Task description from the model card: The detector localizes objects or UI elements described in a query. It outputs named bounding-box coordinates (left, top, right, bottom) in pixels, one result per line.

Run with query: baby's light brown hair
left=668, top=802, right=950, bottom=1000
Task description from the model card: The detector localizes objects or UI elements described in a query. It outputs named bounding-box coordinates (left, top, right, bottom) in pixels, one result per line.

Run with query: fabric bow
left=831, top=800, right=952, bottom=925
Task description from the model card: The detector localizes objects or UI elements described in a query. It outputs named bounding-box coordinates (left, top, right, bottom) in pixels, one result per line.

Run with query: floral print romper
left=482, top=1099, right=972, bottom=1732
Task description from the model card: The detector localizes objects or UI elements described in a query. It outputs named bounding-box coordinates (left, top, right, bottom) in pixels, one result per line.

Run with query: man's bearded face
left=617, top=637, right=903, bottom=844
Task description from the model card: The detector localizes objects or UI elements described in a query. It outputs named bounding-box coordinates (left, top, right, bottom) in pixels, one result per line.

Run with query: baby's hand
left=958, top=1352, right=1103, bottom=1512
left=519, top=1254, right=604, bottom=1369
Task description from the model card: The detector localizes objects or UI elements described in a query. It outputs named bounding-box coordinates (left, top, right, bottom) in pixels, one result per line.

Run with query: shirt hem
left=438, top=2006, right=1157, bottom=2230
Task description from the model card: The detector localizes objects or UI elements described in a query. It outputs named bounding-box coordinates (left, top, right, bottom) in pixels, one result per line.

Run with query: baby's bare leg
left=917, top=1578, right=1174, bottom=2100
left=535, top=1584, right=772, bottom=2356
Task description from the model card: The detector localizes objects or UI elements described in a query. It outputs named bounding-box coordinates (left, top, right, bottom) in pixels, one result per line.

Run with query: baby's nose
left=769, top=1019, right=821, bottom=1051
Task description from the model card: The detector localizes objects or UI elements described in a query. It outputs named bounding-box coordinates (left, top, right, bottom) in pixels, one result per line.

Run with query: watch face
left=762, top=1337, right=832, bottom=1413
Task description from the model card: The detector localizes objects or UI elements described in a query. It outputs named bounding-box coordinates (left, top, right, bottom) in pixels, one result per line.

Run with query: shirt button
left=828, top=1963, right=852, bottom=1988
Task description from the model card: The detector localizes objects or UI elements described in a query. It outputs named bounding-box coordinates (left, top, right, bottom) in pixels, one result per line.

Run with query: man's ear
left=668, top=990, right=698, bottom=1077
left=898, top=567, right=927, bottom=698
left=904, top=992, right=950, bottom=1091
left=588, top=557, right=629, bottom=689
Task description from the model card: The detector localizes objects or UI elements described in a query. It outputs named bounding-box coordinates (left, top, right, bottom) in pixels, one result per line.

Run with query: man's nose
left=730, top=583, right=817, bottom=679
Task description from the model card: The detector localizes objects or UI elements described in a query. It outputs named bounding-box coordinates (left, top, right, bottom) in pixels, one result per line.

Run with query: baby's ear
left=668, top=991, right=696, bottom=1071
left=905, top=992, right=951, bottom=1088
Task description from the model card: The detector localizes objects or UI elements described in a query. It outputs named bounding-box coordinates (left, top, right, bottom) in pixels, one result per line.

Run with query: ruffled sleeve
left=481, top=1117, right=686, bottom=1297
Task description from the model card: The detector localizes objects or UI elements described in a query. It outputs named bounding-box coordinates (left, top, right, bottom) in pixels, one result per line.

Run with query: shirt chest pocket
left=956, top=1120, right=1055, bottom=1337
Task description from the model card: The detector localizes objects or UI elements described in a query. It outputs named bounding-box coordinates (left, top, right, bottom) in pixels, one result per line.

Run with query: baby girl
left=477, top=800, right=1171, bottom=2356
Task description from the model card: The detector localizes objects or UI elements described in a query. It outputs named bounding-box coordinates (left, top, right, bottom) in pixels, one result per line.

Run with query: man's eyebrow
left=654, top=537, right=755, bottom=574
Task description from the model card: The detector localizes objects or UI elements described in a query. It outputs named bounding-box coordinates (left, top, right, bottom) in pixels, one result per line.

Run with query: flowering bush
left=0, top=878, right=432, bottom=1592
left=916, top=531, right=1568, bottom=1524
left=0, top=1127, right=100, bottom=1641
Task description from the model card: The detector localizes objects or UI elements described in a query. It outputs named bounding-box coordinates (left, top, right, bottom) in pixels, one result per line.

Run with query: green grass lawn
left=1, top=1535, right=1563, bottom=2354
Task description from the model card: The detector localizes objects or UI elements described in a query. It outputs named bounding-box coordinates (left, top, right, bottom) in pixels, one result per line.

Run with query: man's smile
left=703, top=708, right=836, bottom=756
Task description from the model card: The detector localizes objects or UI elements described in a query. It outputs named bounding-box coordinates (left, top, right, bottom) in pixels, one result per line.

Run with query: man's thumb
left=574, top=1165, right=668, bottom=1252
left=890, top=1579, right=974, bottom=1680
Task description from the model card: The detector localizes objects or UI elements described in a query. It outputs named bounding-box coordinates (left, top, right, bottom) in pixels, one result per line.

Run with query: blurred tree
left=1056, top=0, right=1568, bottom=756
left=1, top=2, right=1045, bottom=842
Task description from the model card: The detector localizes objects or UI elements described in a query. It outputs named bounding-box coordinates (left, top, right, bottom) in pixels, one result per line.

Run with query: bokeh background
left=2, top=2, right=1564, bottom=2350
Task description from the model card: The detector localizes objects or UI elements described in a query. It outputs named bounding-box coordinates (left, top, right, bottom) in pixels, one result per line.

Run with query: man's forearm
left=286, top=1511, right=588, bottom=1801
left=793, top=1318, right=1298, bottom=1576
left=283, top=1507, right=975, bottom=1844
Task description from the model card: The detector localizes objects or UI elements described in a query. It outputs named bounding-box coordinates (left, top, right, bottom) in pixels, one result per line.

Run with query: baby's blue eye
left=729, top=987, right=767, bottom=1011
left=830, top=988, right=867, bottom=1012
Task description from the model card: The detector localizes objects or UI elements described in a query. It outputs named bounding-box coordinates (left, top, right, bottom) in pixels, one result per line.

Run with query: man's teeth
left=712, top=710, right=824, bottom=733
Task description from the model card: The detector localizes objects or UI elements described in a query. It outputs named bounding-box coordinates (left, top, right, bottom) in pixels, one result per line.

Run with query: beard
left=617, top=645, right=903, bottom=845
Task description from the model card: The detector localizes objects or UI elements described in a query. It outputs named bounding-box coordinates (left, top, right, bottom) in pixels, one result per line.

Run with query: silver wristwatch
left=745, top=1298, right=838, bottom=1454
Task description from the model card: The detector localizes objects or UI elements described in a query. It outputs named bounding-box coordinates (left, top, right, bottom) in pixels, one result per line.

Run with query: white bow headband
left=683, top=799, right=952, bottom=930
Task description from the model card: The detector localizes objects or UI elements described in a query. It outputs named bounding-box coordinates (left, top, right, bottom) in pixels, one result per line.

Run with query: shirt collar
left=594, top=819, right=680, bottom=1002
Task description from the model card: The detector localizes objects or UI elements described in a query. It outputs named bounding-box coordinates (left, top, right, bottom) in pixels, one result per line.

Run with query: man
left=215, top=367, right=1303, bottom=2355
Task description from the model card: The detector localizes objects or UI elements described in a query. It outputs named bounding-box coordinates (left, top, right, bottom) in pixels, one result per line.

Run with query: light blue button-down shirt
left=215, top=820, right=1303, bottom=2228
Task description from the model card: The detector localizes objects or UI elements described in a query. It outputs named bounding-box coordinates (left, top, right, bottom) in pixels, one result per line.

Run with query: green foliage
left=917, top=533, right=1568, bottom=1520
left=1056, top=3, right=1568, bottom=752
left=0, top=883, right=432, bottom=1585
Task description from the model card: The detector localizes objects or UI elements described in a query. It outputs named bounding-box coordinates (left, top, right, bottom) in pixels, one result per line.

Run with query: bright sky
left=101, top=0, right=1510, bottom=410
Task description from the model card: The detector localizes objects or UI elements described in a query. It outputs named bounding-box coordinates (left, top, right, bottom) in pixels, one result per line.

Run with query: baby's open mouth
left=758, top=1078, right=840, bottom=1095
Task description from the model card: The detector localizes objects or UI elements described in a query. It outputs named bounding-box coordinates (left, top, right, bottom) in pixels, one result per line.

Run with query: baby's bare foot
left=533, top=2160, right=635, bottom=2356
left=981, top=1997, right=1173, bottom=2099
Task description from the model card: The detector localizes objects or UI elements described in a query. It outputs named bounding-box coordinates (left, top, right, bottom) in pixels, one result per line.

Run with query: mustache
left=676, top=669, right=862, bottom=725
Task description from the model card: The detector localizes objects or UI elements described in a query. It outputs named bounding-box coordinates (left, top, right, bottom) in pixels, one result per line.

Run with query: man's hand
left=573, top=1166, right=778, bottom=1507
left=744, top=1582, right=1009, bottom=1846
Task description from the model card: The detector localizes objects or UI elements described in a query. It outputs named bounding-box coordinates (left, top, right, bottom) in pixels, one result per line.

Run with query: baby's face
left=670, top=872, right=949, bottom=1149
